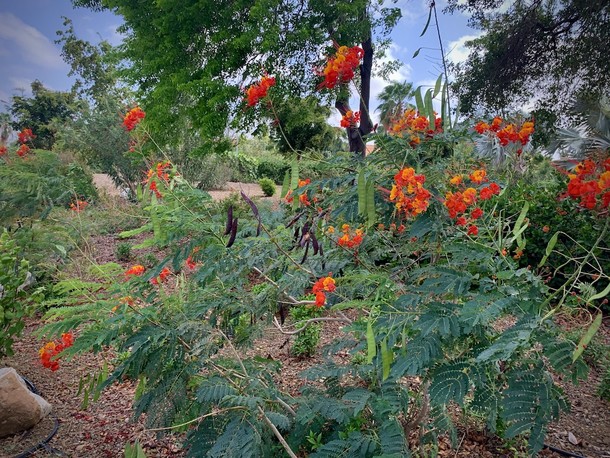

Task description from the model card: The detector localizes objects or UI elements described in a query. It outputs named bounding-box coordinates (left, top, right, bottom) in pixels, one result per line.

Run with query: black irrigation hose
left=543, top=443, right=586, bottom=458
left=13, top=377, right=67, bottom=458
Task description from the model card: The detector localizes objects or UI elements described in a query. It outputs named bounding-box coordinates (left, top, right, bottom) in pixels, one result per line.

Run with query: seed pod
left=293, top=226, right=300, bottom=244
left=240, top=191, right=262, bottom=236
left=311, top=231, right=319, bottom=256
left=300, top=241, right=309, bottom=264
left=224, top=205, right=233, bottom=235
left=287, top=211, right=305, bottom=228
left=226, top=217, right=238, bottom=247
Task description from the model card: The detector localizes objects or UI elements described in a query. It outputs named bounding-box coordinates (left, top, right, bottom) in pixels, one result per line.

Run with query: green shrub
left=256, top=156, right=290, bottom=183
left=0, top=230, right=34, bottom=357
left=290, top=303, right=323, bottom=357
left=0, top=150, right=98, bottom=226
left=116, top=243, right=132, bottom=262
left=258, top=178, right=276, bottom=197
left=142, top=253, right=159, bottom=268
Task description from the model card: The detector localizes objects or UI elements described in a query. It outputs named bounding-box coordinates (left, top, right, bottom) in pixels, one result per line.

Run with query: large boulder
left=0, top=367, right=52, bottom=438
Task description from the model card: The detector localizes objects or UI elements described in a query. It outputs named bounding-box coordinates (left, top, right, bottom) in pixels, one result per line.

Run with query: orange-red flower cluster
left=312, top=274, right=336, bottom=307
left=145, top=161, right=172, bottom=199
left=285, top=178, right=312, bottom=206
left=389, top=167, right=431, bottom=218
left=125, top=264, right=146, bottom=278
left=69, top=200, right=89, bottom=212
left=566, top=158, right=610, bottom=211
left=0, top=146, right=7, bottom=157
left=185, top=247, right=201, bottom=270
left=318, top=45, right=364, bottom=90
left=340, top=110, right=360, bottom=128
left=390, top=109, right=443, bottom=146
left=337, top=224, right=364, bottom=249
left=123, top=106, right=146, bottom=131
left=18, top=128, right=35, bottom=144
left=246, top=75, right=276, bottom=107
left=444, top=169, right=501, bottom=235
left=39, top=332, right=74, bottom=371
left=474, top=117, right=534, bottom=148
left=16, top=144, right=30, bottom=157
left=151, top=267, right=172, bottom=285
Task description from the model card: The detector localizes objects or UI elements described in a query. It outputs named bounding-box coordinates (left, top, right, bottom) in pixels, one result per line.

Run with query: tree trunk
left=336, top=35, right=374, bottom=158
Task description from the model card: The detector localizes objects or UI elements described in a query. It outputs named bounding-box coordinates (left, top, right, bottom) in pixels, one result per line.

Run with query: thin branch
left=258, top=406, right=298, bottom=458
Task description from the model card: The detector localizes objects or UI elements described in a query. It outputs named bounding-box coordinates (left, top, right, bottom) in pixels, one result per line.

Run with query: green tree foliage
left=9, top=81, right=77, bottom=150
left=446, top=0, right=610, bottom=116
left=376, top=80, right=414, bottom=132
left=269, top=96, right=342, bottom=155
left=71, top=0, right=401, bottom=155
left=55, top=17, right=120, bottom=101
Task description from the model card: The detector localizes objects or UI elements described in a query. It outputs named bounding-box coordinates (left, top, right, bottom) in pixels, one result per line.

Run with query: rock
left=0, top=367, right=52, bottom=438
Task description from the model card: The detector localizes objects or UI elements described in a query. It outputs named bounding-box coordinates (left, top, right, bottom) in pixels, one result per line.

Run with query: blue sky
left=0, top=0, right=477, bottom=122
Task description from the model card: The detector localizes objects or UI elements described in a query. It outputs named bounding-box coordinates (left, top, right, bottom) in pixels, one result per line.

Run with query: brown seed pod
left=226, top=217, right=238, bottom=247
left=224, top=205, right=233, bottom=235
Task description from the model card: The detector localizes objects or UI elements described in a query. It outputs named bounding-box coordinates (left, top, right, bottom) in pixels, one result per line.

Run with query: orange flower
left=312, top=274, right=336, bottom=307
left=449, top=175, right=463, bottom=186
left=470, top=207, right=484, bottom=219
left=246, top=75, right=276, bottom=107
left=566, top=158, right=610, bottom=210
left=337, top=225, right=364, bottom=249
left=0, top=145, right=6, bottom=156
left=467, top=225, right=479, bottom=236
left=389, top=167, right=431, bottom=218
left=69, top=200, right=88, bottom=212
left=469, top=169, right=487, bottom=184
left=18, top=128, right=35, bottom=144
left=125, top=265, right=146, bottom=278
left=318, top=45, right=364, bottom=90
left=340, top=110, right=361, bottom=128
left=39, top=332, right=74, bottom=371
left=149, top=180, right=163, bottom=199
left=151, top=267, right=172, bottom=285
left=299, top=193, right=311, bottom=206
left=16, top=144, right=30, bottom=157
left=123, top=106, right=145, bottom=131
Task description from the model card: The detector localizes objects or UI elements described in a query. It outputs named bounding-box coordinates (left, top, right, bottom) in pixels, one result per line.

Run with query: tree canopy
left=10, top=81, right=77, bottom=150
left=446, top=0, right=610, bottom=116
left=72, top=0, right=401, bottom=155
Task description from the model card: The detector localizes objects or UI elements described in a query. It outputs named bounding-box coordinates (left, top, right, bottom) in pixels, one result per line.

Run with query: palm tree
left=376, top=81, right=415, bottom=132
left=550, top=95, right=610, bottom=159
left=0, top=113, right=10, bottom=145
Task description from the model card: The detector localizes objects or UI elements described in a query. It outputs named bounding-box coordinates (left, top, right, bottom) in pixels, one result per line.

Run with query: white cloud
left=0, top=13, right=63, bottom=69
left=446, top=33, right=482, bottom=65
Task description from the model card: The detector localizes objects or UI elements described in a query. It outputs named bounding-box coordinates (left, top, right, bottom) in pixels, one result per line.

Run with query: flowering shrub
left=18, top=128, right=36, bottom=144
left=390, top=109, right=443, bottom=146
left=340, top=110, right=360, bottom=128
left=311, top=274, right=336, bottom=307
left=443, top=169, right=502, bottom=235
left=474, top=116, right=535, bottom=157
left=337, top=224, right=364, bottom=249
left=245, top=75, right=276, bottom=107
left=39, top=332, right=74, bottom=371
left=566, top=157, right=610, bottom=211
left=389, top=167, right=431, bottom=218
left=317, top=45, right=363, bottom=89
left=69, top=199, right=89, bottom=212
left=123, top=106, right=146, bottom=131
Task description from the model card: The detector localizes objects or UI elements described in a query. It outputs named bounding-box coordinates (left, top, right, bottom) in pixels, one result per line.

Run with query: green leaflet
left=573, top=312, right=602, bottom=362
left=538, top=231, right=559, bottom=267
left=511, top=201, right=529, bottom=249
left=366, top=319, right=376, bottom=364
